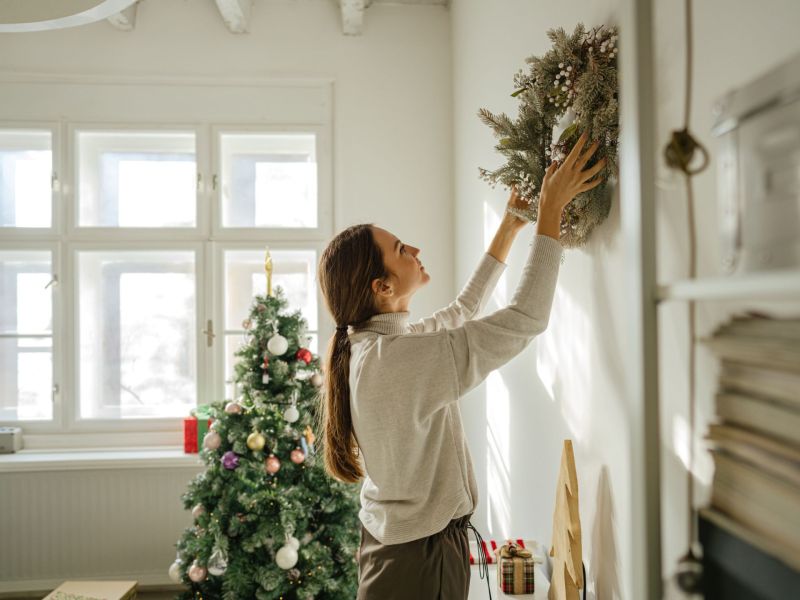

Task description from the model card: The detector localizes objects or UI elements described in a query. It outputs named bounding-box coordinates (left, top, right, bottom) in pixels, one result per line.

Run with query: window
left=0, top=118, right=330, bottom=445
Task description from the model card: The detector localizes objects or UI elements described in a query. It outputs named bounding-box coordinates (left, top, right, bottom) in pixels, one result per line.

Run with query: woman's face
left=370, top=225, right=430, bottom=310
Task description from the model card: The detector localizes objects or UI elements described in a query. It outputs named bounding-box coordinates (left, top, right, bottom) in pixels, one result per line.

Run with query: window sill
left=0, top=446, right=205, bottom=473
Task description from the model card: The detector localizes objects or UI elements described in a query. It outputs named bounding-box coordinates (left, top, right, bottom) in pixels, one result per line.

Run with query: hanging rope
left=663, top=0, right=709, bottom=592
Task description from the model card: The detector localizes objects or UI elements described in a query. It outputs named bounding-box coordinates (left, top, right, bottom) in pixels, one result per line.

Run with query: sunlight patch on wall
left=486, top=370, right=511, bottom=538
left=536, top=286, right=593, bottom=442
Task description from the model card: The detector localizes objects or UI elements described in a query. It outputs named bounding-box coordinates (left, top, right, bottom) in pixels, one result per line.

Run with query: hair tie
left=335, top=325, right=348, bottom=332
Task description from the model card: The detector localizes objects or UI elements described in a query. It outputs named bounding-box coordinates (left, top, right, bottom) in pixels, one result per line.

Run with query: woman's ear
left=371, top=277, right=392, bottom=297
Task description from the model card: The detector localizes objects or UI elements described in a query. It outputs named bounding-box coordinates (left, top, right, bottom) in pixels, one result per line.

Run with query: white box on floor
left=43, top=580, right=137, bottom=600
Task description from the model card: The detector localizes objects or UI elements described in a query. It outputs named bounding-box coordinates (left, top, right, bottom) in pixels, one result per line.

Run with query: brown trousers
left=357, top=514, right=472, bottom=600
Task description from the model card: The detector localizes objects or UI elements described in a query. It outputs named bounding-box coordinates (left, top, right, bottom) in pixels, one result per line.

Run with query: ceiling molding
left=214, top=0, right=253, bottom=34
left=106, top=0, right=138, bottom=31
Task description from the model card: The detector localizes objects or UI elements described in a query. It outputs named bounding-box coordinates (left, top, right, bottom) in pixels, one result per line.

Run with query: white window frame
left=0, top=116, right=331, bottom=449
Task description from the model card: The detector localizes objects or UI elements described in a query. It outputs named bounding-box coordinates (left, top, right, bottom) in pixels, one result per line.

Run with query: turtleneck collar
left=350, top=311, right=410, bottom=336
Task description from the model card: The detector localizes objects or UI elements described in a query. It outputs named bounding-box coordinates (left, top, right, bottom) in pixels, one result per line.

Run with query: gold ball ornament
left=247, top=432, right=266, bottom=451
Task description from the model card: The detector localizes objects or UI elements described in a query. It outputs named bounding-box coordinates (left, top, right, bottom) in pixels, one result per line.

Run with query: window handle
left=202, top=319, right=216, bottom=347
left=196, top=173, right=202, bottom=192
left=45, top=274, right=59, bottom=289
left=51, top=172, right=59, bottom=192
left=212, top=174, right=218, bottom=191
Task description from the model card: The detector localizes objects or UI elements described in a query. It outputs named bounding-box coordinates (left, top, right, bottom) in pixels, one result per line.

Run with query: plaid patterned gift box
left=496, top=540, right=537, bottom=595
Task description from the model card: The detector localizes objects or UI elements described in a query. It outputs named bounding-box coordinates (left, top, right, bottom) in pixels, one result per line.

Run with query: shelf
left=0, top=446, right=205, bottom=473
left=657, top=269, right=800, bottom=302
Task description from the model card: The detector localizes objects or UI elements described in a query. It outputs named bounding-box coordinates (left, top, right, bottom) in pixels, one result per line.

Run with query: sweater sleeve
left=446, top=234, right=563, bottom=397
left=406, top=252, right=507, bottom=333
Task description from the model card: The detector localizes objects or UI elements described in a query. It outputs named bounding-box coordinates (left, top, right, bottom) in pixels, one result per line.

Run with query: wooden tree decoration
left=549, top=440, right=583, bottom=600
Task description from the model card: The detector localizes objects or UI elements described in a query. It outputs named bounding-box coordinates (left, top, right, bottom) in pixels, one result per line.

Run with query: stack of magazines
left=702, top=314, right=800, bottom=569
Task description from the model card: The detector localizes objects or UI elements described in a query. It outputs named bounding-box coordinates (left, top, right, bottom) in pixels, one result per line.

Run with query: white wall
left=0, top=0, right=454, bottom=324
left=452, top=0, right=800, bottom=598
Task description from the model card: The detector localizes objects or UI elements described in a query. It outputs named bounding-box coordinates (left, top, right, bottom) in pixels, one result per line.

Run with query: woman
left=316, top=132, right=604, bottom=599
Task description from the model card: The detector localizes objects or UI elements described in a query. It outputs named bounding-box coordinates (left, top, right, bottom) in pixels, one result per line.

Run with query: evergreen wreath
left=478, top=24, right=619, bottom=247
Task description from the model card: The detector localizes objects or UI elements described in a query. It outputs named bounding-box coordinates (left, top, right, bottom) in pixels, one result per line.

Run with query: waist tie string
left=466, top=520, right=493, bottom=600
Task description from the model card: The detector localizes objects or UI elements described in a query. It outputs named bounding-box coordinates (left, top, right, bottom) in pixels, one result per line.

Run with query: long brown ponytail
left=316, top=224, right=386, bottom=483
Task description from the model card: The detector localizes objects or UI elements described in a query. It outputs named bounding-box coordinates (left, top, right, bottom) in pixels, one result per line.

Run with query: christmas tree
left=170, top=260, right=361, bottom=600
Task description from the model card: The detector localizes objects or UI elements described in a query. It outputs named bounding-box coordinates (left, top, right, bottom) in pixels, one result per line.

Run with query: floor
left=6, top=565, right=549, bottom=599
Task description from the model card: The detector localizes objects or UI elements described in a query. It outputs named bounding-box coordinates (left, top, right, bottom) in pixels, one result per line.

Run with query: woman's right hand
left=539, top=131, right=606, bottom=216
left=535, top=131, right=606, bottom=240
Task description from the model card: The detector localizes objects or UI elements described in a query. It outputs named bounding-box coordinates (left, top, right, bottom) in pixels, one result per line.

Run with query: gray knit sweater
left=347, top=234, right=563, bottom=545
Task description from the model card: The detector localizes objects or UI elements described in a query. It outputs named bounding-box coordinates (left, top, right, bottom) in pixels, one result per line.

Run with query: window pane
left=0, top=251, right=53, bottom=334
left=223, top=249, right=318, bottom=331
left=78, top=250, right=196, bottom=419
left=0, top=130, right=52, bottom=228
left=220, top=133, right=317, bottom=228
left=77, top=131, right=196, bottom=228
left=0, top=250, right=54, bottom=421
left=0, top=338, right=53, bottom=421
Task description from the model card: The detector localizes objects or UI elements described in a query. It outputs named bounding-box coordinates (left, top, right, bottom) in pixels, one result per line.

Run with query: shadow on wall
left=590, top=465, right=622, bottom=600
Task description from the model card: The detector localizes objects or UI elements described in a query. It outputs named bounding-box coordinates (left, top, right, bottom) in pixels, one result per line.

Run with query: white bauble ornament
left=267, top=334, right=289, bottom=356
left=191, top=504, right=206, bottom=520
left=283, top=405, right=300, bottom=423
left=275, top=544, right=299, bottom=569
left=310, top=373, right=323, bottom=388
left=168, top=560, right=182, bottom=583
left=287, top=535, right=300, bottom=551
left=203, top=430, right=221, bottom=450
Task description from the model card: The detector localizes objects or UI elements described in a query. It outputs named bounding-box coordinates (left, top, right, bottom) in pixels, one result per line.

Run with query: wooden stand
left=548, top=440, right=583, bottom=600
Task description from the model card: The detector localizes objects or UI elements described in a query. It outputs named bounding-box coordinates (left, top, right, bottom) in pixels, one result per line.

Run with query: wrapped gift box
left=496, top=540, right=539, bottom=595
left=43, top=580, right=137, bottom=600
left=183, top=405, right=214, bottom=454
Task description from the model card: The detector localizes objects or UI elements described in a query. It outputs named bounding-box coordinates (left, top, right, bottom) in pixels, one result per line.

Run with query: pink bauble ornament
left=191, top=504, right=205, bottom=520
left=188, top=561, right=207, bottom=582
left=265, top=454, right=281, bottom=475
left=224, top=401, right=242, bottom=415
left=290, top=448, right=305, bottom=464
left=203, top=430, right=221, bottom=450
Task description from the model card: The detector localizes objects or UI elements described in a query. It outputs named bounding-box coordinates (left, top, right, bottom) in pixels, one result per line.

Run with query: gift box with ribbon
left=183, top=405, right=214, bottom=454
left=495, top=540, right=540, bottom=595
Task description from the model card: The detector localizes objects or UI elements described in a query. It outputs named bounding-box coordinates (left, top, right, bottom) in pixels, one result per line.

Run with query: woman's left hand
left=501, top=184, right=530, bottom=231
